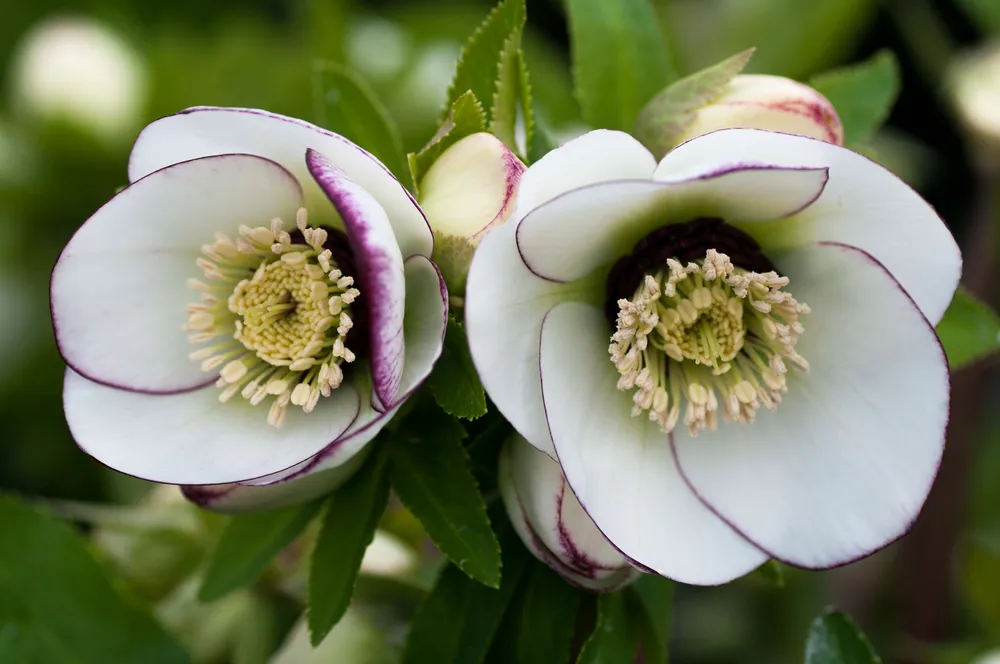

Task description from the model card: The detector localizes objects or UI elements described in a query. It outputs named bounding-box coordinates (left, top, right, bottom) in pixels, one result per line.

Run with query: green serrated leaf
left=409, top=91, right=488, bottom=193
left=489, top=32, right=523, bottom=153
left=568, top=0, right=677, bottom=132
left=634, top=48, right=754, bottom=159
left=308, top=453, right=390, bottom=646
left=809, top=51, right=900, bottom=147
left=402, top=512, right=530, bottom=664
left=576, top=591, right=640, bottom=664
left=804, top=610, right=881, bottom=664
left=936, top=287, right=1000, bottom=371
left=516, top=563, right=581, bottom=664
left=629, top=575, right=674, bottom=664
left=518, top=51, right=535, bottom=161
left=312, top=61, right=409, bottom=187
left=199, top=501, right=323, bottom=602
left=0, top=494, right=188, bottom=664
left=446, top=0, right=527, bottom=120
left=390, top=405, right=500, bottom=587
left=426, top=318, right=488, bottom=420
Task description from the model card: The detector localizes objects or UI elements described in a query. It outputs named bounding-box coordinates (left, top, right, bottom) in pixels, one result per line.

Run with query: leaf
left=199, top=500, right=323, bottom=602
left=426, top=317, right=488, bottom=420
left=0, top=494, right=188, bottom=664
left=634, top=48, right=754, bottom=160
left=809, top=51, right=900, bottom=147
left=489, top=33, right=523, bottom=153
left=445, top=0, right=527, bottom=120
left=308, top=453, right=390, bottom=645
left=516, top=563, right=581, bottom=664
left=936, top=287, right=1000, bottom=371
left=313, top=61, right=409, bottom=186
left=576, top=591, right=640, bottom=664
left=390, top=405, right=500, bottom=587
left=961, top=538, right=1000, bottom=635
left=402, top=515, right=531, bottom=664
left=568, top=0, right=677, bottom=132
left=628, top=575, right=674, bottom=664
left=804, top=610, right=881, bottom=664
left=409, top=91, right=487, bottom=193
left=518, top=51, right=536, bottom=160
left=751, top=559, right=786, bottom=588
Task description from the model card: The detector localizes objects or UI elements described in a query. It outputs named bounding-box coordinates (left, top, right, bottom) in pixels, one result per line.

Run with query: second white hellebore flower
left=466, top=128, right=959, bottom=585
left=51, top=108, right=447, bottom=512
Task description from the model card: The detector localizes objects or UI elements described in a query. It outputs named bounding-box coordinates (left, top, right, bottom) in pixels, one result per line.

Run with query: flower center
left=185, top=208, right=361, bottom=427
left=607, top=220, right=809, bottom=436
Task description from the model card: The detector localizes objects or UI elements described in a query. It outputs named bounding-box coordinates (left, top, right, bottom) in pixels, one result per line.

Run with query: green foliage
left=401, top=517, right=531, bottom=664
left=576, top=591, right=641, bottom=664
left=313, top=61, right=410, bottom=187
left=936, top=287, right=1000, bottom=371
left=389, top=406, right=501, bottom=587
left=568, top=0, right=677, bottom=132
left=634, top=49, right=754, bottom=159
left=308, top=453, right=391, bottom=645
left=489, top=34, right=524, bottom=151
left=409, top=91, right=488, bottom=193
left=0, top=494, right=188, bottom=664
left=629, top=575, right=674, bottom=664
left=961, top=538, right=1000, bottom=636
left=199, top=500, right=323, bottom=602
left=515, top=563, right=581, bottom=664
left=957, top=0, right=1000, bottom=35
left=427, top=318, right=488, bottom=420
left=804, top=610, right=881, bottom=664
left=809, top=51, right=900, bottom=147
left=752, top=560, right=787, bottom=588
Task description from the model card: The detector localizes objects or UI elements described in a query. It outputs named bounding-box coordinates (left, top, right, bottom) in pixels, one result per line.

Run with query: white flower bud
left=10, top=16, right=146, bottom=143
left=675, top=74, right=843, bottom=146
left=498, top=434, right=641, bottom=591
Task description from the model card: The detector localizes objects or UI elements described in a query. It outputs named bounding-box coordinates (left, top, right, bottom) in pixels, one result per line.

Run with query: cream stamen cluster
left=609, top=249, right=809, bottom=436
left=185, top=208, right=361, bottom=426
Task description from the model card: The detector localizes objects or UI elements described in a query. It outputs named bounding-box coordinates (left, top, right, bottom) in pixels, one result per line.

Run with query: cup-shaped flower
left=499, top=433, right=641, bottom=591
left=419, top=132, right=525, bottom=293
left=675, top=75, right=843, bottom=147
left=51, top=107, right=447, bottom=512
left=466, top=129, right=959, bottom=585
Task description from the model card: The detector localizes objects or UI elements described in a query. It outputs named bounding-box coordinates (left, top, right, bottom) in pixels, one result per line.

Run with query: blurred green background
left=1, top=0, right=999, bottom=662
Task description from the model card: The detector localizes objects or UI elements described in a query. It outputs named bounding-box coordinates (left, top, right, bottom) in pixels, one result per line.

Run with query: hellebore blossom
left=419, top=132, right=525, bottom=292
left=499, top=434, right=641, bottom=590
left=51, top=108, right=447, bottom=512
left=466, top=128, right=960, bottom=585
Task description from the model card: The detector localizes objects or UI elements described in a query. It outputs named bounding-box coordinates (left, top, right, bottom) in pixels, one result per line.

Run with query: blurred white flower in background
left=347, top=17, right=412, bottom=82
left=9, top=15, right=147, bottom=143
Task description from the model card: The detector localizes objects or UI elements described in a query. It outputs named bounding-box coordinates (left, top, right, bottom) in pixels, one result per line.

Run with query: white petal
left=465, top=223, right=581, bottom=458
left=419, top=132, right=525, bottom=241
left=539, top=301, right=767, bottom=584
left=181, top=448, right=372, bottom=513
left=129, top=107, right=431, bottom=259
left=64, top=369, right=361, bottom=485
left=51, top=154, right=303, bottom=393
left=516, top=166, right=828, bottom=283
left=307, top=148, right=406, bottom=411
left=512, top=129, right=656, bottom=223
left=239, top=254, right=447, bottom=486
left=655, top=128, right=961, bottom=323
left=673, top=242, right=949, bottom=568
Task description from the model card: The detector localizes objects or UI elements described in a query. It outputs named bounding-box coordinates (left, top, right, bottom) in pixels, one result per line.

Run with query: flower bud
left=675, top=74, right=843, bottom=146
left=948, top=43, right=1000, bottom=166
left=421, top=132, right=525, bottom=293
left=498, top=434, right=640, bottom=591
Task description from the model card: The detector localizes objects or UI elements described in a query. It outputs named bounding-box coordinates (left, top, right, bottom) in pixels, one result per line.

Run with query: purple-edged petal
left=51, top=154, right=303, bottom=394
left=128, top=106, right=431, bottom=259
left=235, top=254, right=447, bottom=487
left=419, top=132, right=524, bottom=241
left=655, top=128, right=961, bottom=324
left=516, top=166, right=828, bottom=283
left=466, top=223, right=582, bottom=458
left=308, top=148, right=406, bottom=411
left=539, top=301, right=768, bottom=585
left=672, top=242, right=949, bottom=569
left=511, top=129, right=656, bottom=223
left=63, top=369, right=361, bottom=485
left=499, top=433, right=640, bottom=591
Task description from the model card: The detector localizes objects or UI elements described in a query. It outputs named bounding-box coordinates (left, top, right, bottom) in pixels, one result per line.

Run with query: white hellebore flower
left=675, top=75, right=844, bottom=146
left=51, top=108, right=447, bottom=512
left=466, top=129, right=960, bottom=585
left=499, top=434, right=641, bottom=590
